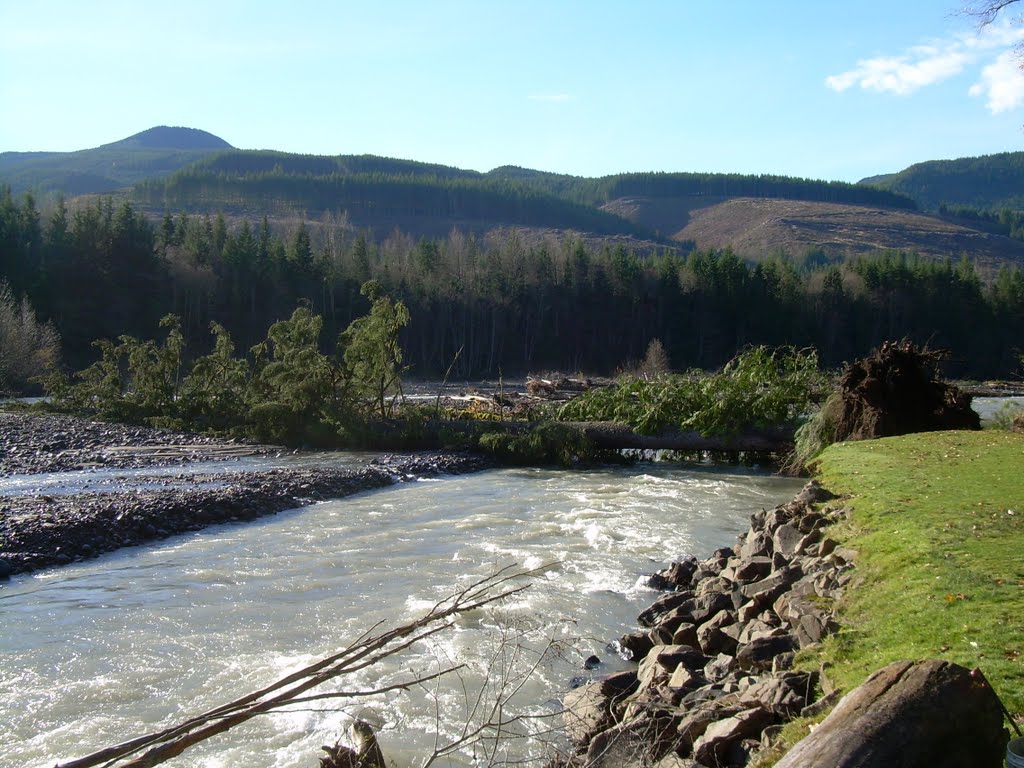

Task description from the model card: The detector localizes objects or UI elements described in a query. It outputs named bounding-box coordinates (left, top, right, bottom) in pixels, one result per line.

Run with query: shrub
left=0, top=281, right=61, bottom=395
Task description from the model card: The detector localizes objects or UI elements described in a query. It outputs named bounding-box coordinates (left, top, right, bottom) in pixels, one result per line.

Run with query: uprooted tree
left=791, top=339, right=981, bottom=470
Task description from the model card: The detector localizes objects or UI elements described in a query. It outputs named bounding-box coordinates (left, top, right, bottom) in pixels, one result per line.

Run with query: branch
left=56, top=566, right=546, bottom=768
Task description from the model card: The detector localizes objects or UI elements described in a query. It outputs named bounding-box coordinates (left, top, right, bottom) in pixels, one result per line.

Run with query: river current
left=0, top=459, right=802, bottom=767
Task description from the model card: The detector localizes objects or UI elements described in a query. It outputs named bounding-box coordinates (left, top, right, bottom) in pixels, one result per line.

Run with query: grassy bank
left=813, top=429, right=1024, bottom=716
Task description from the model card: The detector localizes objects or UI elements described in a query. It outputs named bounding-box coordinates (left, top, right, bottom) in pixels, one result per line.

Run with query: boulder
left=562, top=671, right=638, bottom=745
left=647, top=557, right=698, bottom=590
left=638, top=592, right=694, bottom=627
left=739, top=565, right=802, bottom=607
left=638, top=645, right=707, bottom=686
left=736, top=634, right=799, bottom=672
left=619, top=631, right=655, bottom=661
left=772, top=522, right=804, bottom=559
left=692, top=705, right=775, bottom=766
left=775, top=660, right=1008, bottom=768
left=696, top=609, right=738, bottom=656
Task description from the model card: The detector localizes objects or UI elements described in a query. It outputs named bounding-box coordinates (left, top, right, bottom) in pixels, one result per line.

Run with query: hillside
left=859, top=151, right=1024, bottom=212
left=0, top=126, right=233, bottom=197
left=621, top=196, right=1024, bottom=277
left=6, top=126, right=1024, bottom=276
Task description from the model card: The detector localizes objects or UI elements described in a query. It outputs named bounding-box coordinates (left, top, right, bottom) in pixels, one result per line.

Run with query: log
left=575, top=421, right=795, bottom=453
left=422, top=419, right=795, bottom=454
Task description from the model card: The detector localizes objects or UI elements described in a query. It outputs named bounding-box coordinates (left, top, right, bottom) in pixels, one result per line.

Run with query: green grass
left=812, top=430, right=1024, bottom=716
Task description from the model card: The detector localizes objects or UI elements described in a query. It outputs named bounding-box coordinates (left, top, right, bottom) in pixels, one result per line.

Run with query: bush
left=0, top=281, right=61, bottom=395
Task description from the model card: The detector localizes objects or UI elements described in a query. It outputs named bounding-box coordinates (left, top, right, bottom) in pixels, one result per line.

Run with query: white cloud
left=826, top=50, right=969, bottom=95
left=970, top=49, right=1024, bottom=112
left=826, top=20, right=1024, bottom=106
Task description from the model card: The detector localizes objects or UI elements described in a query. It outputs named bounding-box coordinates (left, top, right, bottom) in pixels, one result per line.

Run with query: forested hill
left=859, top=151, right=1024, bottom=212
left=0, top=126, right=232, bottom=197
left=131, top=150, right=649, bottom=238
left=129, top=148, right=918, bottom=240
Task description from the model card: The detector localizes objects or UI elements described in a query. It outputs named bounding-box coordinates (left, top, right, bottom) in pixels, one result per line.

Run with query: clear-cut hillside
left=604, top=195, right=1024, bottom=278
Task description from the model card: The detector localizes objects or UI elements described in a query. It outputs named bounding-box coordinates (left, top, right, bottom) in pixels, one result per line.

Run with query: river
left=0, top=459, right=802, bottom=767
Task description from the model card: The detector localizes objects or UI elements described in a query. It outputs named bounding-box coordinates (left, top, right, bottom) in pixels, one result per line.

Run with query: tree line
left=2, top=188, right=1022, bottom=389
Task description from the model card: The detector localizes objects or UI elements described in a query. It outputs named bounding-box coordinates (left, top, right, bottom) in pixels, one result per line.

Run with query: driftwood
left=55, top=565, right=545, bottom=768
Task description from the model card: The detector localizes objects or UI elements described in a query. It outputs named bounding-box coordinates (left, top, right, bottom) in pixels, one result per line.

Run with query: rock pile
left=561, top=481, right=853, bottom=768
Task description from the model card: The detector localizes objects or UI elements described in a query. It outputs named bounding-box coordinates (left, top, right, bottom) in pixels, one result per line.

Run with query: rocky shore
left=561, top=481, right=852, bottom=768
left=0, top=412, right=493, bottom=579
left=0, top=411, right=272, bottom=475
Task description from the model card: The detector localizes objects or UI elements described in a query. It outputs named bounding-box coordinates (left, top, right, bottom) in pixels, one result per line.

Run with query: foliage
left=476, top=422, right=604, bottom=466
left=46, top=283, right=411, bottom=446
left=812, top=431, right=1024, bottom=718
left=557, top=346, right=826, bottom=438
left=339, top=280, right=410, bottom=418
left=177, top=322, right=250, bottom=431
left=0, top=280, right=60, bottom=394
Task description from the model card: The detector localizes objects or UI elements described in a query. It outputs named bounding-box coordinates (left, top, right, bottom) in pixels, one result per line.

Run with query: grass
left=754, top=429, right=1024, bottom=765
left=813, top=429, right=1024, bottom=713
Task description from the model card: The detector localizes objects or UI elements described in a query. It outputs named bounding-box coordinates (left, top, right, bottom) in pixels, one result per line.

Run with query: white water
left=0, top=462, right=802, bottom=767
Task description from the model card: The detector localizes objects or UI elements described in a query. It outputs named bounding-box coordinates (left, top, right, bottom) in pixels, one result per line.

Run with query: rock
left=618, top=632, right=655, bottom=661
left=696, top=610, right=738, bottom=656
left=692, top=706, right=775, bottom=765
left=739, top=529, right=772, bottom=559
left=738, top=671, right=816, bottom=717
left=648, top=557, right=698, bottom=590
left=772, top=522, right=804, bottom=559
left=794, top=480, right=836, bottom=505
left=654, top=755, right=699, bottom=768
left=562, top=672, right=638, bottom=745
left=727, top=555, right=773, bottom=584
left=736, top=634, right=799, bottom=671
left=775, top=660, right=1007, bottom=768
left=638, top=645, right=707, bottom=686
left=677, top=702, right=746, bottom=753
left=670, top=623, right=698, bottom=647
left=668, top=664, right=704, bottom=691
left=739, top=565, right=802, bottom=607
left=703, top=652, right=737, bottom=682
left=638, top=592, right=694, bottom=627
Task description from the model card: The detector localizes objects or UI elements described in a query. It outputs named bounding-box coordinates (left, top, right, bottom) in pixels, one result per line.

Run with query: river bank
left=560, top=428, right=1024, bottom=767
left=0, top=411, right=493, bottom=579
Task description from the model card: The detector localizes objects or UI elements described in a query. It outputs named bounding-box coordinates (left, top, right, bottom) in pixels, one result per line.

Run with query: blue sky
left=2, top=1, right=1023, bottom=182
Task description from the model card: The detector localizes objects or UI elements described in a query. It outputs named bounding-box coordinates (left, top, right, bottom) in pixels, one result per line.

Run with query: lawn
left=812, top=429, right=1024, bottom=717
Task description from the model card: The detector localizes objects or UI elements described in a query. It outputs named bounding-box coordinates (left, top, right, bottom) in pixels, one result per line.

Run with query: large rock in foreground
left=775, top=659, right=1007, bottom=768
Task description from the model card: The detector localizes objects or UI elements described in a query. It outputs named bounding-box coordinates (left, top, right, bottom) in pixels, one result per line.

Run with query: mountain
left=5, top=127, right=1024, bottom=277
left=858, top=151, right=1024, bottom=212
left=0, top=126, right=233, bottom=198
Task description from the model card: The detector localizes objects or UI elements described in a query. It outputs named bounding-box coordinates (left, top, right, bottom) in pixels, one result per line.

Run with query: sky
left=2, top=1, right=1024, bottom=183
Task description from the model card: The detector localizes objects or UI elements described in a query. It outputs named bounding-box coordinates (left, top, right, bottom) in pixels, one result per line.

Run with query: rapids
left=0, top=461, right=802, bottom=767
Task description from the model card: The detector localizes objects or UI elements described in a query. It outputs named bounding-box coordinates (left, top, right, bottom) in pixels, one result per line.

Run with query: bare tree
left=0, top=281, right=60, bottom=394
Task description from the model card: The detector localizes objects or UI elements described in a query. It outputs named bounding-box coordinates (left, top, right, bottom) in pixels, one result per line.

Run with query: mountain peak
left=105, top=126, right=233, bottom=151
